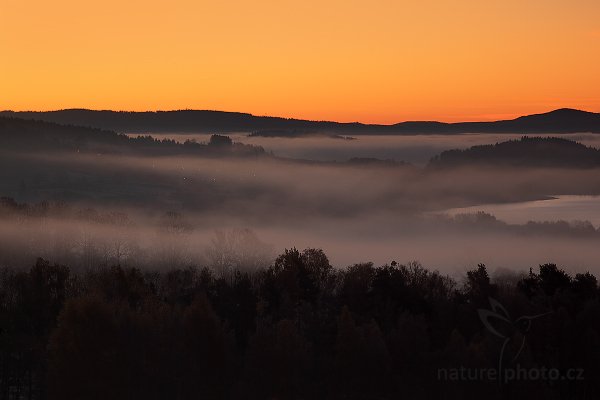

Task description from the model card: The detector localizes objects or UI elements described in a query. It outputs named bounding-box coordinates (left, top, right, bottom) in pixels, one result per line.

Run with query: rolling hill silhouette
left=0, top=116, right=264, bottom=156
left=1, top=108, right=599, bottom=135
left=3, top=116, right=600, bottom=170
left=429, top=136, right=600, bottom=168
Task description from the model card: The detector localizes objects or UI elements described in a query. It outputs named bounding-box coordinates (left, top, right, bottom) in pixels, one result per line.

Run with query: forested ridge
left=429, top=136, right=600, bottom=168
left=2, top=108, right=600, bottom=134
left=1, top=249, right=599, bottom=399
left=0, top=117, right=264, bottom=157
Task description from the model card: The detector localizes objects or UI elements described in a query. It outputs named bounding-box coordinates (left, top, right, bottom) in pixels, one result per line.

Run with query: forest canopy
left=1, top=250, right=599, bottom=399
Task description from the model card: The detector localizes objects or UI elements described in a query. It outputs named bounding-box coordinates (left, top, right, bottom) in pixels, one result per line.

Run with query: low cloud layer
left=2, top=133, right=600, bottom=274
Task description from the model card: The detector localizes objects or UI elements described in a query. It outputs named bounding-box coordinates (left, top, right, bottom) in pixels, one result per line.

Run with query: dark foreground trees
left=0, top=252, right=599, bottom=399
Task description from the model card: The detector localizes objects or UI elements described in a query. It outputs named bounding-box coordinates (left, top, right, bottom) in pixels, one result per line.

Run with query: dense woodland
left=0, top=117, right=264, bottom=157
left=429, top=136, right=600, bottom=168
left=1, top=249, right=600, bottom=399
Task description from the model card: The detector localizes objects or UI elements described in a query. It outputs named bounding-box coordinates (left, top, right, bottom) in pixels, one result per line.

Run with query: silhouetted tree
left=465, top=264, right=497, bottom=305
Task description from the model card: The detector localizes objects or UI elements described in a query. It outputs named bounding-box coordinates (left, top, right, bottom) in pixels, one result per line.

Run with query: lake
left=442, top=195, right=600, bottom=228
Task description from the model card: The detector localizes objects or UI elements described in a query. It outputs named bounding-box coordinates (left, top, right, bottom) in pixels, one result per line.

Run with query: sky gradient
left=2, top=0, right=599, bottom=123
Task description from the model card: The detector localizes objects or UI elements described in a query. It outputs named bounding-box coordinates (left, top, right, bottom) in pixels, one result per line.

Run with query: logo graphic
left=478, top=298, right=551, bottom=379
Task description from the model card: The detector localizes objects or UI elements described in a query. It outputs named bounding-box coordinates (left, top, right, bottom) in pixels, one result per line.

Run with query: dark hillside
left=429, top=136, right=600, bottom=168
left=2, top=108, right=600, bottom=134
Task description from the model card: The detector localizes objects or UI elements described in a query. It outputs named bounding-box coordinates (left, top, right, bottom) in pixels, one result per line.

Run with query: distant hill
left=428, top=108, right=600, bottom=134
left=429, top=136, right=600, bottom=168
left=0, top=116, right=264, bottom=157
left=1, top=108, right=600, bottom=135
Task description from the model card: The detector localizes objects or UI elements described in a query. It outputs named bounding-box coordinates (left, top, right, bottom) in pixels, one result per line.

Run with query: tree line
left=1, top=249, right=599, bottom=399
left=0, top=117, right=264, bottom=157
left=429, top=136, right=600, bottom=168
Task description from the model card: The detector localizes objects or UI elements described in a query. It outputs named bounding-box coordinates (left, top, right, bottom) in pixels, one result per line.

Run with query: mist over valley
left=2, top=115, right=600, bottom=272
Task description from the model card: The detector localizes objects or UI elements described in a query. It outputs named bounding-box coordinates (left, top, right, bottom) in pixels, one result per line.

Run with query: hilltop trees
left=429, top=136, right=600, bottom=168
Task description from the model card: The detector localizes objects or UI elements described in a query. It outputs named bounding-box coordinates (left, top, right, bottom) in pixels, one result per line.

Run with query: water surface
left=443, top=195, right=600, bottom=228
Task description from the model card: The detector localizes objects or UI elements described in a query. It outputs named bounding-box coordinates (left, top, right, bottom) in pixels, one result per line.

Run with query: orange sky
left=1, top=0, right=599, bottom=123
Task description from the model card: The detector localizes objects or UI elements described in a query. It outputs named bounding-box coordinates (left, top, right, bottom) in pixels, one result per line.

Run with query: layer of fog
left=3, top=149, right=600, bottom=274
left=9, top=151, right=600, bottom=214
left=130, top=132, right=600, bottom=165
left=1, top=208, right=599, bottom=277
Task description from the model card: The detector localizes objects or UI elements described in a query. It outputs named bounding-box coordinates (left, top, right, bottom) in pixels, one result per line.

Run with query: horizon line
left=1, top=107, right=598, bottom=126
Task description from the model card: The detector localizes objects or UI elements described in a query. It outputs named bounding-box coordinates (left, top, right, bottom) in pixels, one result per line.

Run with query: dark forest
left=2, top=250, right=599, bottom=399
